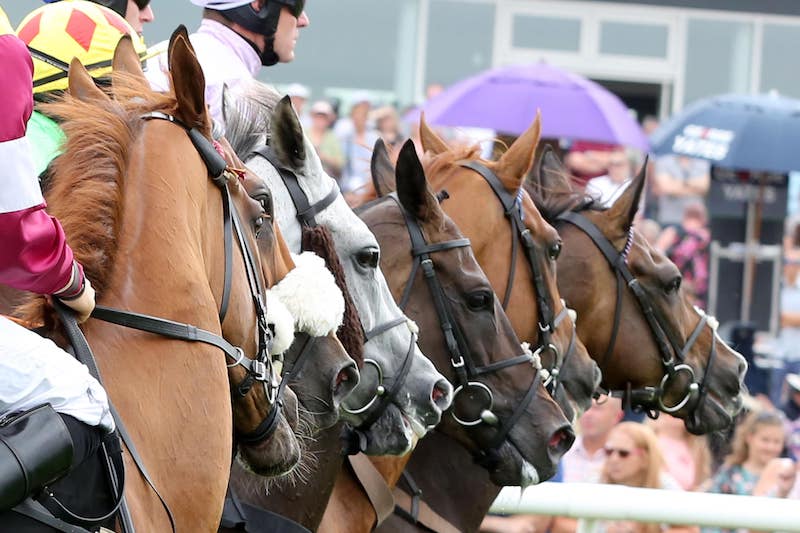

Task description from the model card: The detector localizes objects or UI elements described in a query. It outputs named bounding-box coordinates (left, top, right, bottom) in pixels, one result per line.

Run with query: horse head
left=369, top=116, right=600, bottom=421
left=360, top=140, right=574, bottom=486
left=222, top=81, right=452, bottom=455
left=530, top=147, right=747, bottom=434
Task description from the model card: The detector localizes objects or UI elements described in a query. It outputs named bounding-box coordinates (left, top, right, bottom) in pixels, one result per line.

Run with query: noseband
left=251, top=146, right=418, bottom=439
left=459, top=162, right=577, bottom=398
left=555, top=210, right=717, bottom=418
left=388, top=193, right=542, bottom=465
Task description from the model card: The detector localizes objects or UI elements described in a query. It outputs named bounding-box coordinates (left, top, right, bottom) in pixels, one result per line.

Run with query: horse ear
left=396, top=139, right=439, bottom=223
left=112, top=35, right=145, bottom=83
left=534, top=145, right=574, bottom=198
left=495, top=110, right=541, bottom=192
left=270, top=95, right=306, bottom=169
left=168, top=33, right=207, bottom=129
left=370, top=138, right=396, bottom=196
left=167, top=25, right=190, bottom=66
left=605, top=156, right=647, bottom=241
left=68, top=58, right=108, bottom=103
left=419, top=113, right=449, bottom=155
left=221, top=83, right=235, bottom=129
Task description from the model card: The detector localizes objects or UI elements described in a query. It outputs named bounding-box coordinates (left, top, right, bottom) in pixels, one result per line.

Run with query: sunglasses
left=604, top=447, right=635, bottom=459
left=277, top=0, right=306, bottom=18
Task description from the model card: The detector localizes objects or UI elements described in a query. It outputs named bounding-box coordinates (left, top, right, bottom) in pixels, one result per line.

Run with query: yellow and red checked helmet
left=17, top=0, right=146, bottom=93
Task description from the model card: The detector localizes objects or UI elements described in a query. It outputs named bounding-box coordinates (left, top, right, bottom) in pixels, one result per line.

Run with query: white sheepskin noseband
left=268, top=252, right=345, bottom=340
left=265, top=291, right=295, bottom=356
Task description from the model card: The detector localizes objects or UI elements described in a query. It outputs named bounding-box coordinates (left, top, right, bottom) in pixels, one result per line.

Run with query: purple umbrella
left=418, top=62, right=648, bottom=151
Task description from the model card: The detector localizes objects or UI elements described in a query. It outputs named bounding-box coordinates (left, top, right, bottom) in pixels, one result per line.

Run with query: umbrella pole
left=740, top=177, right=766, bottom=322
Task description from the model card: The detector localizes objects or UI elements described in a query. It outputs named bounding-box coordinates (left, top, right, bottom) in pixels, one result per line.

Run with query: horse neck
left=83, top=145, right=232, bottom=531
left=400, top=431, right=499, bottom=532
left=230, top=422, right=346, bottom=530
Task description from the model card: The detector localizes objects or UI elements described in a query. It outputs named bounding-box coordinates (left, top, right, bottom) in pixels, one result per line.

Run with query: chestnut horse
left=15, top=34, right=300, bottom=531
left=319, top=141, right=574, bottom=533
left=527, top=147, right=747, bottom=434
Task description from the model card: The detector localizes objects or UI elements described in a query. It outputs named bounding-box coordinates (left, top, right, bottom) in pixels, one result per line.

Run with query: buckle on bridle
left=251, top=359, right=268, bottom=381
left=451, top=355, right=465, bottom=368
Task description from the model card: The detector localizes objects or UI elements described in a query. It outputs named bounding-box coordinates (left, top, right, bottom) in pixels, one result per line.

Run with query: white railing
left=490, top=483, right=800, bottom=532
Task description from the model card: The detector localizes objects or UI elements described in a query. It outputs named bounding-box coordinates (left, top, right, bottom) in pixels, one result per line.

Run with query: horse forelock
left=17, top=75, right=181, bottom=327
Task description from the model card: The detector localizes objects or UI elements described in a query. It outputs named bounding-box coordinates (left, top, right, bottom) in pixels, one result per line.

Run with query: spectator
left=586, top=149, right=634, bottom=207
left=371, top=105, right=403, bottom=152
left=642, top=115, right=660, bottom=136
left=656, top=201, right=710, bottom=308
left=782, top=373, right=800, bottom=423
left=653, top=155, right=710, bottom=226
left=337, top=92, right=379, bottom=198
left=564, top=141, right=620, bottom=188
left=576, top=423, right=694, bottom=533
left=649, top=414, right=712, bottom=490
left=639, top=219, right=663, bottom=249
left=308, top=100, right=344, bottom=180
left=286, top=82, right=310, bottom=126
left=481, top=397, right=623, bottom=533
left=704, top=410, right=792, bottom=504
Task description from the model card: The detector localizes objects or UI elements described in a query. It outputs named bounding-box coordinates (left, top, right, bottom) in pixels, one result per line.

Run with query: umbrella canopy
left=650, top=93, right=800, bottom=174
left=417, top=62, right=648, bottom=151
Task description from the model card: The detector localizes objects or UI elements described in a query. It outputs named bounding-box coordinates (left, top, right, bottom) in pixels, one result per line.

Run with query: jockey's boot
left=0, top=404, right=73, bottom=512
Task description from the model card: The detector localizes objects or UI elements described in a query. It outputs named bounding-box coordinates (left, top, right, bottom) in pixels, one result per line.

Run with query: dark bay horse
left=14, top=34, right=301, bottom=530
left=527, top=147, right=747, bottom=434
left=320, top=141, right=574, bottom=533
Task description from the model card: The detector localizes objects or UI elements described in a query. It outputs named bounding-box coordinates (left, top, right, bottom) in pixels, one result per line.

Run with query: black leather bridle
left=555, top=210, right=717, bottom=418
left=388, top=193, right=542, bottom=466
left=89, top=112, right=287, bottom=443
left=459, top=162, right=577, bottom=399
left=249, top=146, right=417, bottom=436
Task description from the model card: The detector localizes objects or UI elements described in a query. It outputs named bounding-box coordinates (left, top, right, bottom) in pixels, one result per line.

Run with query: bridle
left=555, top=210, right=717, bottom=418
left=459, top=162, right=577, bottom=398
left=90, top=112, right=288, bottom=443
left=249, top=146, right=417, bottom=438
left=45, top=112, right=288, bottom=533
left=388, top=193, right=542, bottom=466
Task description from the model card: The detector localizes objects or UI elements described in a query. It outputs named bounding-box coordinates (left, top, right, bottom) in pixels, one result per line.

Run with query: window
left=683, top=19, right=753, bottom=105
left=760, top=23, right=800, bottom=98
left=511, top=15, right=581, bottom=52
left=599, top=21, right=668, bottom=59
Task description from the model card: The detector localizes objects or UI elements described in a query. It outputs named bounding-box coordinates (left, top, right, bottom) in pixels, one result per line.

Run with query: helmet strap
left=219, top=2, right=283, bottom=66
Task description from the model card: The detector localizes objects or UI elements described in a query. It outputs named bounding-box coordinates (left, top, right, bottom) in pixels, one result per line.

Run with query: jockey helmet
left=191, top=0, right=305, bottom=66
left=19, top=1, right=146, bottom=94
left=43, top=0, right=152, bottom=18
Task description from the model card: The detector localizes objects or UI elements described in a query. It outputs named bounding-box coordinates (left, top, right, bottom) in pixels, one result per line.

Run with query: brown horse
left=384, top=116, right=601, bottom=421
left=527, top=148, right=747, bottom=434
left=15, top=33, right=301, bottom=531
left=320, top=141, right=574, bottom=533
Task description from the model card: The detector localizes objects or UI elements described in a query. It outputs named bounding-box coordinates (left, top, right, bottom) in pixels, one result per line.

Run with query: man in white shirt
left=147, top=0, right=309, bottom=128
left=586, top=150, right=634, bottom=208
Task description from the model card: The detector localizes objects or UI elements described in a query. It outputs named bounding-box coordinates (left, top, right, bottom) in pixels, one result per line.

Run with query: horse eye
left=665, top=276, right=681, bottom=294
left=253, top=193, right=273, bottom=217
left=548, top=242, right=562, bottom=261
left=356, top=249, right=379, bottom=269
left=253, top=216, right=265, bottom=237
left=467, top=291, right=493, bottom=311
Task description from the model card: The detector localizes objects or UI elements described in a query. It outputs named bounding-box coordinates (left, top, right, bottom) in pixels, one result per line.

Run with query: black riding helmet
left=216, top=0, right=305, bottom=66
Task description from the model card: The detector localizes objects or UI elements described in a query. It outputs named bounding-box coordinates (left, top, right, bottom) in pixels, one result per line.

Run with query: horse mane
left=300, top=225, right=365, bottom=367
left=223, top=79, right=282, bottom=158
left=526, top=180, right=604, bottom=223
left=18, top=72, right=179, bottom=328
left=423, top=144, right=483, bottom=182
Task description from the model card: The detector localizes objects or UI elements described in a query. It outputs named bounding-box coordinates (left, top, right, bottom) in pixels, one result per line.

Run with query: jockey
left=0, top=8, right=115, bottom=513
left=17, top=1, right=146, bottom=176
left=42, top=0, right=155, bottom=36
left=146, top=0, right=309, bottom=129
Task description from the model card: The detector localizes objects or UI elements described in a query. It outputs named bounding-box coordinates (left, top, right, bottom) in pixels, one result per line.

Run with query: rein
left=555, top=210, right=717, bottom=417
left=459, top=162, right=577, bottom=399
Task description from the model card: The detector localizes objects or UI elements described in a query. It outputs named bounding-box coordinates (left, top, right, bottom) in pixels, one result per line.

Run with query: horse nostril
left=548, top=425, right=575, bottom=459
left=334, top=363, right=359, bottom=401
left=431, top=379, right=452, bottom=410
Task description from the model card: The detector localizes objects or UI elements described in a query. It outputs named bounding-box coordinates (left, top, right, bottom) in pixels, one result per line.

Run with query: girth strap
left=12, top=499, right=91, bottom=533
left=347, top=454, right=395, bottom=528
